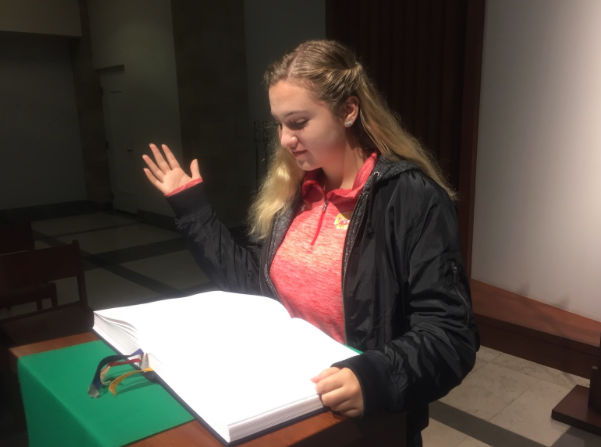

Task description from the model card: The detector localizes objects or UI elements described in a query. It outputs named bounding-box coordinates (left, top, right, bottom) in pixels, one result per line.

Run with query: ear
left=342, top=96, right=360, bottom=127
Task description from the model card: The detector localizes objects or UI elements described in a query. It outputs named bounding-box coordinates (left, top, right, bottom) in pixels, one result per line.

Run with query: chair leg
left=50, top=282, right=58, bottom=308
left=0, top=349, right=27, bottom=437
left=9, top=370, right=27, bottom=433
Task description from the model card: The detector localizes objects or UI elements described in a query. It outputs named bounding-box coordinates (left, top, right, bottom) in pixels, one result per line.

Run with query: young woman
left=143, top=40, right=479, bottom=447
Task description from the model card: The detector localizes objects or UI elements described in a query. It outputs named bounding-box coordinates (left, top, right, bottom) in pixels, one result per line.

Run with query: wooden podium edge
left=10, top=332, right=408, bottom=447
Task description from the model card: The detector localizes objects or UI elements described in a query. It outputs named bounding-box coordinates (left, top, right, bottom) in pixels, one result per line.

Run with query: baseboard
left=471, top=280, right=601, bottom=378
left=0, top=201, right=112, bottom=223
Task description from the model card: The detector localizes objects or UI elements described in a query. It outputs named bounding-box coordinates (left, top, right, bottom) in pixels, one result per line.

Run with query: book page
left=93, top=292, right=359, bottom=439
left=95, top=292, right=291, bottom=356
left=144, top=313, right=358, bottom=427
left=287, top=318, right=359, bottom=369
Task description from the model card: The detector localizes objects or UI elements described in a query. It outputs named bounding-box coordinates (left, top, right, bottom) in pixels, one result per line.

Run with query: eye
left=290, top=120, right=308, bottom=130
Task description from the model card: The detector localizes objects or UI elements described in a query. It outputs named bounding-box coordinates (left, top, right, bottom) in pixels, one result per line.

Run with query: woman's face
left=269, top=80, right=348, bottom=172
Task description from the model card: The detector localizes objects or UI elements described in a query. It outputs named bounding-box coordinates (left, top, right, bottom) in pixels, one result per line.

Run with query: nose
left=279, top=127, right=298, bottom=150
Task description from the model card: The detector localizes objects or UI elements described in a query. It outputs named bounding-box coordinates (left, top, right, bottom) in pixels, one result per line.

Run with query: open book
left=92, top=291, right=358, bottom=444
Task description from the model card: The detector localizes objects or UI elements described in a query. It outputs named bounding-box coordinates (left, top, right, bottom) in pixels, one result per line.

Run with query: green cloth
left=18, top=341, right=193, bottom=447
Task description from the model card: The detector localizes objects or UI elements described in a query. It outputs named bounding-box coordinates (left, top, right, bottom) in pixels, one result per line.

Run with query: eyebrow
left=271, top=110, right=307, bottom=119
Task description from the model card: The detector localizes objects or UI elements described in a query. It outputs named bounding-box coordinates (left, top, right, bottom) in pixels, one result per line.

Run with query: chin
left=295, top=160, right=319, bottom=171
left=290, top=153, right=316, bottom=171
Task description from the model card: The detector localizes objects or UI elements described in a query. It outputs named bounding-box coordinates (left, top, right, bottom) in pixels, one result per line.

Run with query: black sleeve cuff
left=165, top=183, right=210, bottom=219
left=332, top=351, right=393, bottom=416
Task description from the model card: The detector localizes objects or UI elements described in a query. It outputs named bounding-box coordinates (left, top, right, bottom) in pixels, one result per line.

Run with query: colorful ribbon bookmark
left=88, top=349, right=154, bottom=398
left=107, top=367, right=154, bottom=396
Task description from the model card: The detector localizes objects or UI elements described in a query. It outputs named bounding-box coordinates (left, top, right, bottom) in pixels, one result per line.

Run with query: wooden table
left=10, top=333, right=406, bottom=447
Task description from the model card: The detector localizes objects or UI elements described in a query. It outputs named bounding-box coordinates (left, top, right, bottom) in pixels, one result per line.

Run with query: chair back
left=0, top=241, right=88, bottom=307
left=0, top=222, right=34, bottom=254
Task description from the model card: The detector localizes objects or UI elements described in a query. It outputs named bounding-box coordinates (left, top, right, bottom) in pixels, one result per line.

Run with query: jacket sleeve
left=333, top=172, right=480, bottom=415
left=166, top=182, right=263, bottom=295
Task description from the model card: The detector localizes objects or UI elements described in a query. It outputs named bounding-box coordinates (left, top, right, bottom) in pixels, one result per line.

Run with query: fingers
left=161, top=144, right=181, bottom=170
left=143, top=168, right=165, bottom=192
left=190, top=159, right=201, bottom=180
left=320, top=386, right=363, bottom=417
left=311, top=367, right=341, bottom=384
left=328, top=397, right=359, bottom=415
left=142, top=154, right=165, bottom=182
left=149, top=143, right=171, bottom=173
left=320, top=387, right=348, bottom=409
left=314, top=368, right=364, bottom=418
left=314, top=369, right=344, bottom=394
left=322, top=390, right=363, bottom=418
left=337, top=408, right=363, bottom=418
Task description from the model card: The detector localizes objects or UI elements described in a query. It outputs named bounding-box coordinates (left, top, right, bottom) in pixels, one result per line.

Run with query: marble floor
left=1, top=212, right=600, bottom=447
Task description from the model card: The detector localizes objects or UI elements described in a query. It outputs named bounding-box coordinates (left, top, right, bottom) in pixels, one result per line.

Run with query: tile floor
left=1, top=212, right=600, bottom=447
left=0, top=212, right=213, bottom=321
left=427, top=346, right=598, bottom=447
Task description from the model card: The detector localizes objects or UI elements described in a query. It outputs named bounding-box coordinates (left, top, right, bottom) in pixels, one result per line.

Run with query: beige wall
left=472, top=0, right=601, bottom=321
left=86, top=0, right=182, bottom=217
left=0, top=0, right=81, bottom=36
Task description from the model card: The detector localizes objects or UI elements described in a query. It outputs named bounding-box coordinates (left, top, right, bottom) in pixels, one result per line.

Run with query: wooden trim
left=9, top=332, right=98, bottom=374
left=477, top=323, right=597, bottom=378
left=471, top=279, right=601, bottom=378
left=325, top=0, right=486, bottom=278
left=458, top=0, right=486, bottom=279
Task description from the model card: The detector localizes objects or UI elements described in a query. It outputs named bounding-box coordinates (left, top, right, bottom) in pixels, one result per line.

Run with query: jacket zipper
left=451, top=262, right=470, bottom=326
left=340, top=190, right=370, bottom=345
left=340, top=171, right=380, bottom=345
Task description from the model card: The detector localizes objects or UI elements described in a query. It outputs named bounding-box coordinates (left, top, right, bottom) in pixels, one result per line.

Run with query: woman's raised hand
left=142, top=144, right=201, bottom=195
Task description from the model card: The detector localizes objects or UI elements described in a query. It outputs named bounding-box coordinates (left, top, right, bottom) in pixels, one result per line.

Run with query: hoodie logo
left=334, top=211, right=353, bottom=230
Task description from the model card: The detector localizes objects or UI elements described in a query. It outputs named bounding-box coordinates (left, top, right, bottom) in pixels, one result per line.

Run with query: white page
left=142, top=311, right=358, bottom=427
left=287, top=318, right=359, bottom=372
left=134, top=292, right=291, bottom=359
left=95, top=292, right=291, bottom=355
left=93, top=291, right=359, bottom=440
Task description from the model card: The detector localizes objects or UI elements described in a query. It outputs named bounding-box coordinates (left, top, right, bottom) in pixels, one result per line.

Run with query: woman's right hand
left=142, top=144, right=201, bottom=195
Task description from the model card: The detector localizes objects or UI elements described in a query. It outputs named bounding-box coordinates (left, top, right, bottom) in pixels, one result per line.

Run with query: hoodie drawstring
left=310, top=200, right=329, bottom=246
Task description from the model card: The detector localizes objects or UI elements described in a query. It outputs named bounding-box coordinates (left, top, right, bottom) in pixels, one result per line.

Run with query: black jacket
left=167, top=154, right=480, bottom=440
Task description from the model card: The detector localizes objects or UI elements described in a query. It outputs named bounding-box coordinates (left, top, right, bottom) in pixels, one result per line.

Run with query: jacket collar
left=270, top=153, right=419, bottom=258
left=262, top=152, right=421, bottom=300
left=364, top=152, right=420, bottom=189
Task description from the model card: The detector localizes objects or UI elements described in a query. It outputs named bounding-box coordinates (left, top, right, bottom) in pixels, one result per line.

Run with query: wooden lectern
left=10, top=333, right=407, bottom=447
left=552, top=333, right=601, bottom=436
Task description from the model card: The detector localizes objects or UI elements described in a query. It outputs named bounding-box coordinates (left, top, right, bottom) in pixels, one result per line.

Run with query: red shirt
left=270, top=152, right=377, bottom=343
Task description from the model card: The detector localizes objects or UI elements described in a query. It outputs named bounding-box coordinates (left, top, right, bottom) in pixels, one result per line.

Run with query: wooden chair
left=0, top=221, right=34, bottom=253
left=0, top=240, right=93, bottom=433
left=0, top=240, right=93, bottom=350
left=0, top=222, right=57, bottom=311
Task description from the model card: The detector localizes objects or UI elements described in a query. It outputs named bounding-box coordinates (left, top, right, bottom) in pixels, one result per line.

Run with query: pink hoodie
left=270, top=152, right=377, bottom=342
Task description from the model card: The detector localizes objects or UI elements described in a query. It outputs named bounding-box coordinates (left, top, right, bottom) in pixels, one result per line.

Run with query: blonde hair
left=248, top=39, right=456, bottom=240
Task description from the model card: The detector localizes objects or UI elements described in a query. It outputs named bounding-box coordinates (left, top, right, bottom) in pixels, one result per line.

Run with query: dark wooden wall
left=326, top=0, right=485, bottom=277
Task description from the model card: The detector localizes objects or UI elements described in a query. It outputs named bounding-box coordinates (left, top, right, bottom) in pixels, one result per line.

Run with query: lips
left=291, top=150, right=307, bottom=157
